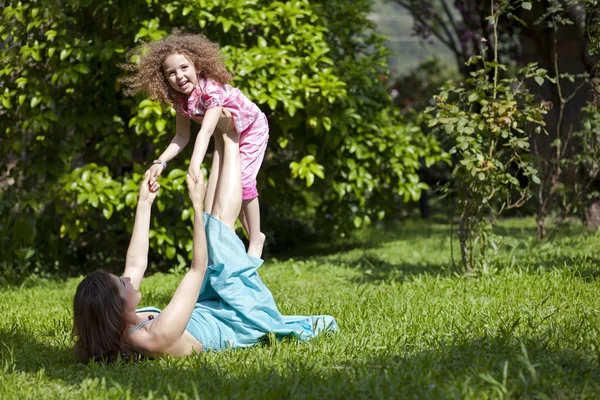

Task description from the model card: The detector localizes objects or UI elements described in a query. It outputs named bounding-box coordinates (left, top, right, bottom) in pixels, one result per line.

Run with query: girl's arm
left=144, top=174, right=208, bottom=351
left=158, top=113, right=191, bottom=163
left=188, top=106, right=223, bottom=180
left=147, top=114, right=190, bottom=182
left=123, top=174, right=160, bottom=290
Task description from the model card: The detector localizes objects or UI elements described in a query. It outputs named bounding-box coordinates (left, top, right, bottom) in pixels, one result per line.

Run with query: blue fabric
left=136, top=213, right=338, bottom=352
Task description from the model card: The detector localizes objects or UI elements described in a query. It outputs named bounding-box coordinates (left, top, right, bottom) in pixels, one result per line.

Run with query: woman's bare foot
left=247, top=232, right=266, bottom=258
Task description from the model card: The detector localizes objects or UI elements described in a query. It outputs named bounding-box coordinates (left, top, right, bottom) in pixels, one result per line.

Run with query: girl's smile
left=163, top=53, right=198, bottom=96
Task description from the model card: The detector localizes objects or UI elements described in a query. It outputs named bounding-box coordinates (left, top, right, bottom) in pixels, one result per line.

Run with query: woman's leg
left=209, top=129, right=242, bottom=231
left=203, top=132, right=224, bottom=213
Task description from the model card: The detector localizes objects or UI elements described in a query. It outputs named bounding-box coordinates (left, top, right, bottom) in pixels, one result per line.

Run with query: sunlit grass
left=1, top=218, right=599, bottom=399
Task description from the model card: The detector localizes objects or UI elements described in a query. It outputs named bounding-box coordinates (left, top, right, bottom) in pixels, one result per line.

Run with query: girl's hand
left=139, top=172, right=160, bottom=205
left=186, top=171, right=206, bottom=208
left=147, top=164, right=164, bottom=185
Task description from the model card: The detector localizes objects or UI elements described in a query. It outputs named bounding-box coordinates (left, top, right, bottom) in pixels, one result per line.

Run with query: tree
left=390, top=0, right=600, bottom=231
left=584, top=0, right=600, bottom=61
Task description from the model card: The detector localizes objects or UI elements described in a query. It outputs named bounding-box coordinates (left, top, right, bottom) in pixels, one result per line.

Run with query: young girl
left=122, top=32, right=268, bottom=257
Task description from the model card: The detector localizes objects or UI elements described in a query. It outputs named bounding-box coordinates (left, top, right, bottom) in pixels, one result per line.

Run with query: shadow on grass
left=2, top=323, right=598, bottom=398
left=521, top=254, right=600, bottom=278
left=339, top=254, right=452, bottom=284
left=277, top=220, right=453, bottom=260
left=0, top=326, right=221, bottom=398
left=494, top=222, right=591, bottom=241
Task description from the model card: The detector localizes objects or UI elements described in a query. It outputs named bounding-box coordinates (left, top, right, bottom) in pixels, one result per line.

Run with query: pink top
left=177, top=78, right=262, bottom=134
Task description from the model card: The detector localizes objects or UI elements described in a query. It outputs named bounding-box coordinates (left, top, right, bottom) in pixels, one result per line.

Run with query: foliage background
left=0, top=0, right=445, bottom=277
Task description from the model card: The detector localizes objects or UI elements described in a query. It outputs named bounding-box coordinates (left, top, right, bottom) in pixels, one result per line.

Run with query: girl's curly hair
left=120, top=31, right=232, bottom=107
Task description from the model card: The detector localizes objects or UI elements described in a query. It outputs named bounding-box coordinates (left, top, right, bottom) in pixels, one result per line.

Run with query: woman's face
left=162, top=53, right=198, bottom=96
left=112, top=275, right=141, bottom=311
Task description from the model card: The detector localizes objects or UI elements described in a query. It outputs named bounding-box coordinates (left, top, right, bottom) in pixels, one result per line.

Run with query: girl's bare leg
left=203, top=132, right=224, bottom=213
left=209, top=129, right=242, bottom=231
left=240, top=199, right=265, bottom=258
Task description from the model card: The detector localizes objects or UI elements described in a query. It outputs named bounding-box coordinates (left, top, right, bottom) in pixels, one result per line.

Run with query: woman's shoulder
left=126, top=315, right=165, bottom=355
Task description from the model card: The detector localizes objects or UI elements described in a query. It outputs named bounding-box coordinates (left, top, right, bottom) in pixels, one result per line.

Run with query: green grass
left=1, top=217, right=599, bottom=399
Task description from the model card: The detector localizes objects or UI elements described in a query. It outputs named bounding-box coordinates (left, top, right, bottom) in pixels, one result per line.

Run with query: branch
left=506, top=185, right=531, bottom=209
left=563, top=78, right=589, bottom=103
left=439, top=0, right=464, bottom=56
left=390, top=0, right=465, bottom=66
left=430, top=7, right=465, bottom=63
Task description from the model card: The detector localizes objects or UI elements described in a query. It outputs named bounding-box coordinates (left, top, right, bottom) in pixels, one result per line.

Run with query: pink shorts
left=239, top=113, right=269, bottom=201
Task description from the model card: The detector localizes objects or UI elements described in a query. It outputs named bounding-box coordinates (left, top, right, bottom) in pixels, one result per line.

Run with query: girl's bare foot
left=247, top=232, right=266, bottom=258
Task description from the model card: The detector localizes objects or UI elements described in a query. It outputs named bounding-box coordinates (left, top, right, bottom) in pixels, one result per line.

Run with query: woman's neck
left=125, top=309, right=143, bottom=326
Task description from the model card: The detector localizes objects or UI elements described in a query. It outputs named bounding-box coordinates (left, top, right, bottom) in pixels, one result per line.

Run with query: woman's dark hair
left=72, top=270, right=135, bottom=363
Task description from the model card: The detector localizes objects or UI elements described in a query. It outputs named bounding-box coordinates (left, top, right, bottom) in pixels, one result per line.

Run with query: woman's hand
left=186, top=170, right=206, bottom=208
left=139, top=172, right=160, bottom=205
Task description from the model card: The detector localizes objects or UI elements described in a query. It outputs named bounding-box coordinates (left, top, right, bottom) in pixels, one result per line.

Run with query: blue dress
left=134, top=213, right=338, bottom=352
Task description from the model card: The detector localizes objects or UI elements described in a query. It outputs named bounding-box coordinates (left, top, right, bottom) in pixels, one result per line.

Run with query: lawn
left=1, top=218, right=599, bottom=399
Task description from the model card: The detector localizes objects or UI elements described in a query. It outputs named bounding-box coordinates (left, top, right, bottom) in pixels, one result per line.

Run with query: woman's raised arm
left=143, top=172, right=208, bottom=352
left=123, top=173, right=160, bottom=290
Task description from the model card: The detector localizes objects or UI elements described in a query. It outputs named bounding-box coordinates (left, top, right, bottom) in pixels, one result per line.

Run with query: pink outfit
left=177, top=78, right=269, bottom=200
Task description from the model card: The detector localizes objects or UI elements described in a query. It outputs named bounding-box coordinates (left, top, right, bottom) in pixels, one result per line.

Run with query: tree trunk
left=517, top=0, right=600, bottom=229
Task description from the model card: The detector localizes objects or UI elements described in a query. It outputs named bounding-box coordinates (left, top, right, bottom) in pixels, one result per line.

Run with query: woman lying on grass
left=72, top=125, right=337, bottom=363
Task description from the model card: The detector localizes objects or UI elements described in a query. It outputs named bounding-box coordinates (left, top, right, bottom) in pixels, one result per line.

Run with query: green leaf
left=534, top=76, right=544, bottom=86
left=59, top=49, right=71, bottom=60
left=313, top=165, right=325, bottom=179
left=45, top=30, right=57, bottom=40
left=102, top=206, right=113, bottom=219
left=1, top=97, right=12, bottom=109
left=30, top=96, right=41, bottom=108
left=522, top=2, right=532, bottom=10
left=182, top=208, right=191, bottom=221
left=155, top=119, right=166, bottom=132
left=166, top=246, right=176, bottom=259
left=306, top=172, right=314, bottom=187
left=88, top=193, right=99, bottom=208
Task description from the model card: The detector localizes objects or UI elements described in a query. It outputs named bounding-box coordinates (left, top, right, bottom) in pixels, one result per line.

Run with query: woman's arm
left=145, top=173, right=208, bottom=350
left=123, top=173, right=160, bottom=290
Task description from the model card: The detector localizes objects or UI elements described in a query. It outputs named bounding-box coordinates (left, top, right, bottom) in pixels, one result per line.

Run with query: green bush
left=0, top=0, right=444, bottom=275
left=426, top=1, right=548, bottom=271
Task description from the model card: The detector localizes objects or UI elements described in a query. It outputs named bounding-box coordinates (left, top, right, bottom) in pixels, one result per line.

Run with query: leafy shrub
left=0, top=0, right=445, bottom=274
left=426, top=1, right=548, bottom=271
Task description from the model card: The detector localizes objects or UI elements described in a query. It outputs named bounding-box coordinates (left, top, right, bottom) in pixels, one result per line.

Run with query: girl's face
left=162, top=53, right=198, bottom=96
